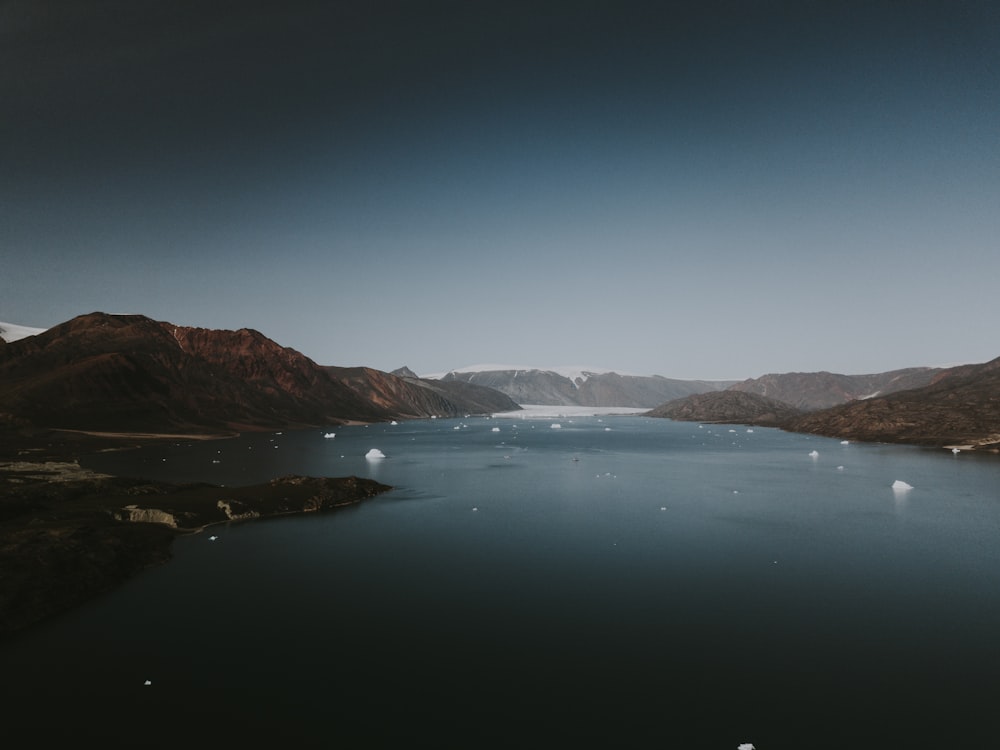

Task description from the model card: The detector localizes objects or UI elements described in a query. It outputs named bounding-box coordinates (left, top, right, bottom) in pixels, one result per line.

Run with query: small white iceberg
left=491, top=427, right=500, bottom=432
left=323, top=432, right=336, bottom=439
left=390, top=420, right=398, bottom=425
left=550, top=423, right=562, bottom=429
left=840, top=440, right=850, bottom=445
left=738, top=744, right=755, bottom=750
left=951, top=447, right=961, bottom=454
left=365, top=448, right=387, bottom=459
left=891, top=480, right=913, bottom=491
left=808, top=450, right=819, bottom=458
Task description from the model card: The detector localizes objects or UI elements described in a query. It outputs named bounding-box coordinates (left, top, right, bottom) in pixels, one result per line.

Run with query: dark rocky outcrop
left=0, top=461, right=391, bottom=638
left=646, top=390, right=803, bottom=426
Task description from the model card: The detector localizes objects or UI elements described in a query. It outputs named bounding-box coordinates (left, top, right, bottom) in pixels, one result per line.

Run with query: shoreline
left=0, top=429, right=391, bottom=640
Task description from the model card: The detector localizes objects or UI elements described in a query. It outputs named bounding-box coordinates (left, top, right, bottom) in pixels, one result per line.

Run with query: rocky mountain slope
left=727, top=367, right=941, bottom=410
left=437, top=367, right=734, bottom=407
left=782, top=356, right=1000, bottom=450
left=647, top=391, right=803, bottom=426
left=0, top=313, right=517, bottom=434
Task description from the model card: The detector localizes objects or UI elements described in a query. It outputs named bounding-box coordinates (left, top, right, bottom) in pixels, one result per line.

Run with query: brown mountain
left=647, top=391, right=803, bottom=426
left=0, top=313, right=516, bottom=434
left=727, top=367, right=941, bottom=410
left=325, top=366, right=518, bottom=418
left=782, top=356, right=1000, bottom=450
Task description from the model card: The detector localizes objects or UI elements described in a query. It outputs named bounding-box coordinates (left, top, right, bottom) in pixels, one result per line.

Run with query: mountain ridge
left=0, top=312, right=518, bottom=434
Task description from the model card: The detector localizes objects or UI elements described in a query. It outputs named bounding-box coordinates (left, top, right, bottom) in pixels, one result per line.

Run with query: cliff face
left=647, top=391, right=803, bottom=426
left=0, top=313, right=516, bottom=434
left=782, top=357, right=1000, bottom=449
left=727, top=368, right=941, bottom=411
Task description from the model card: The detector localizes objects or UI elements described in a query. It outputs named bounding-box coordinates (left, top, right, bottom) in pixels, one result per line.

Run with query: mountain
left=727, top=368, right=941, bottom=410
left=325, top=366, right=519, bottom=418
left=435, top=366, right=735, bottom=408
left=0, top=313, right=517, bottom=434
left=782, top=357, right=1000, bottom=450
left=647, top=391, right=803, bottom=426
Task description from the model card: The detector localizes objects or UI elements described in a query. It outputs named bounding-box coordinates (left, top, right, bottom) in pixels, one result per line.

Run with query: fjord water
left=3, top=416, right=999, bottom=748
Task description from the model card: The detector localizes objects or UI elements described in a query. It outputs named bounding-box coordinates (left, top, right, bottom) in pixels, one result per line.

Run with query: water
left=2, top=416, right=999, bottom=748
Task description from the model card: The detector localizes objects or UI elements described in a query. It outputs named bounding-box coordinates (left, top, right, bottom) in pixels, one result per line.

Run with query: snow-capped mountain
left=426, top=365, right=735, bottom=408
left=0, top=321, right=46, bottom=343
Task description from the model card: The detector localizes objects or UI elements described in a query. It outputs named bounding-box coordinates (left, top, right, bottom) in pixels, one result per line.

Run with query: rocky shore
left=0, top=429, right=391, bottom=638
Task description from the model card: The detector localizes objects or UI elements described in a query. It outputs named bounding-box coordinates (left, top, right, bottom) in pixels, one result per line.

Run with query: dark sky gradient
left=3, top=1, right=999, bottom=378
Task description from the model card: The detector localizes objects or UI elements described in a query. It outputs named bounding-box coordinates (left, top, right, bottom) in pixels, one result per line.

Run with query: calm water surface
left=2, top=416, right=998, bottom=748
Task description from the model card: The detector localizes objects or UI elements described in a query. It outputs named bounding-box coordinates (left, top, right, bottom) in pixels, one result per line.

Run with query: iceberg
left=808, top=450, right=819, bottom=458
left=365, top=448, right=386, bottom=459
left=738, top=744, right=755, bottom=750
left=323, top=432, right=336, bottom=439
left=891, top=480, right=913, bottom=491
left=390, top=420, right=398, bottom=425
left=491, top=427, right=501, bottom=432
left=550, top=423, right=562, bottom=429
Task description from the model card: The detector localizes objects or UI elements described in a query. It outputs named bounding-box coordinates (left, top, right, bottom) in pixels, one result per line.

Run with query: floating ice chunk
left=144, top=680, right=152, bottom=686
left=550, top=423, right=562, bottom=429
left=323, top=432, right=336, bottom=439
left=208, top=535, right=218, bottom=541
left=951, top=447, right=961, bottom=454
left=604, top=427, right=611, bottom=431
left=728, top=429, right=736, bottom=433
left=808, top=450, right=819, bottom=458
left=454, top=425, right=461, bottom=430
left=837, top=465, right=845, bottom=471
left=891, top=480, right=913, bottom=491
left=491, top=427, right=500, bottom=432
left=390, top=420, right=398, bottom=425
left=365, top=448, right=387, bottom=459
left=746, top=428, right=754, bottom=433
left=738, top=744, right=755, bottom=750
left=840, top=440, right=849, bottom=445
left=660, top=506, right=666, bottom=511
left=472, top=507, right=478, bottom=512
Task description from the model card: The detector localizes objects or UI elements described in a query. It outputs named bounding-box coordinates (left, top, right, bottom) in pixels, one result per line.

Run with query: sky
left=2, top=0, right=999, bottom=379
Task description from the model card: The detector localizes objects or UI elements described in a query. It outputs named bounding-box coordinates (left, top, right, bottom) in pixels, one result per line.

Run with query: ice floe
left=891, top=480, right=913, bottom=491
left=809, top=450, right=819, bottom=458
left=491, top=427, right=500, bottom=432
left=550, top=423, right=562, bottom=429
left=323, top=432, right=336, bottom=439
left=737, top=744, right=755, bottom=750
left=365, top=448, right=386, bottom=459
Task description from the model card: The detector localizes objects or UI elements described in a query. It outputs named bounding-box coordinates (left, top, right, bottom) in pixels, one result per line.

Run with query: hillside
left=0, top=313, right=517, bottom=434
left=783, top=357, right=1000, bottom=450
left=727, top=367, right=941, bottom=410
left=647, top=391, right=803, bottom=426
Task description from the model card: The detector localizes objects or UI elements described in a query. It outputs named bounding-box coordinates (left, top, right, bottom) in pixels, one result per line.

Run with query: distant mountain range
left=432, top=366, right=736, bottom=408
left=0, top=313, right=518, bottom=434
left=727, top=367, right=942, bottom=410
left=2, top=314, right=997, bottom=450
left=649, top=359, right=1000, bottom=451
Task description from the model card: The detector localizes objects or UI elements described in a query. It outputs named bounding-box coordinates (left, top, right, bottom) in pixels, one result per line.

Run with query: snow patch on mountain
left=0, top=321, right=47, bottom=343
left=423, top=364, right=638, bottom=382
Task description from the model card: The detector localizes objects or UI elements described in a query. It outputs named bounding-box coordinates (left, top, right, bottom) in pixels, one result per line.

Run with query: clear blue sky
left=3, top=1, right=998, bottom=378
